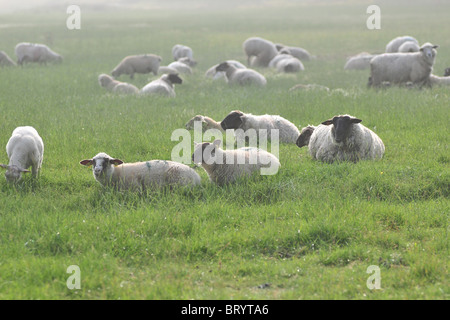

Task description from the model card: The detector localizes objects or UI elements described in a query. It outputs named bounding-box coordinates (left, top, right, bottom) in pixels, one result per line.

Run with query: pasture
left=0, top=0, right=448, bottom=300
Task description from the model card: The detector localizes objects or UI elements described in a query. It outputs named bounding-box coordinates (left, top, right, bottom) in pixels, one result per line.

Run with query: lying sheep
left=220, top=110, right=300, bottom=144
left=0, top=126, right=44, bottom=183
left=344, top=52, right=376, bottom=70
left=98, top=74, right=139, bottom=94
left=172, top=44, right=194, bottom=61
left=111, top=54, right=162, bottom=79
left=185, top=115, right=223, bottom=132
left=429, top=74, right=450, bottom=86
left=269, top=53, right=304, bottom=73
left=167, top=61, right=193, bottom=74
left=15, top=42, right=62, bottom=65
left=140, top=73, right=182, bottom=98
left=275, top=44, right=312, bottom=61
left=205, top=60, right=246, bottom=80
left=398, top=41, right=420, bottom=53
left=296, top=115, right=385, bottom=163
left=369, top=42, right=439, bottom=88
left=0, top=51, right=17, bottom=67
left=243, top=37, right=278, bottom=67
left=385, top=36, right=419, bottom=53
left=192, top=140, right=280, bottom=185
left=80, top=152, right=201, bottom=190
left=215, top=62, right=267, bottom=86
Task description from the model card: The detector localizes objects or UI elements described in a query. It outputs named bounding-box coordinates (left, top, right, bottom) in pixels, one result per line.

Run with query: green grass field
left=0, top=1, right=448, bottom=300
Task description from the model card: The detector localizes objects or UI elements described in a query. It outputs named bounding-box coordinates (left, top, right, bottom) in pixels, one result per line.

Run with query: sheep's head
left=296, top=126, right=315, bottom=148
left=322, top=115, right=362, bottom=144
left=166, top=73, right=182, bottom=85
left=220, top=110, right=245, bottom=130
left=420, top=43, right=439, bottom=65
left=192, top=140, right=221, bottom=165
left=216, top=62, right=230, bottom=72
left=186, top=115, right=207, bottom=131
left=444, top=68, right=450, bottom=77
left=98, top=74, right=113, bottom=87
left=80, top=152, right=123, bottom=182
left=0, top=164, right=30, bottom=183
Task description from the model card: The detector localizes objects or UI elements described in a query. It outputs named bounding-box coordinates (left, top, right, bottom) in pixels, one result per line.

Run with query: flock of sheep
left=0, top=35, right=447, bottom=191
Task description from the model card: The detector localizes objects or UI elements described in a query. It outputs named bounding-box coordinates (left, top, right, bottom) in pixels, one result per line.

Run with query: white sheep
left=0, top=51, right=16, bottom=66
left=15, top=42, right=62, bottom=65
left=369, top=42, right=439, bottom=88
left=192, top=140, right=280, bottom=185
left=215, top=62, right=267, bottom=86
left=0, top=126, right=44, bottom=183
left=398, top=41, right=420, bottom=53
left=220, top=110, right=300, bottom=144
left=185, top=115, right=223, bottom=132
left=98, top=74, right=139, bottom=94
left=385, top=36, right=419, bottom=53
left=167, top=61, right=193, bottom=74
left=140, top=73, right=182, bottom=98
left=344, top=52, right=376, bottom=70
left=205, top=60, right=246, bottom=80
left=275, top=44, right=312, bottom=61
left=268, top=53, right=304, bottom=73
left=243, top=37, right=278, bottom=67
left=429, top=74, right=450, bottom=86
left=172, top=44, right=194, bottom=61
left=296, top=115, right=385, bottom=163
left=80, top=152, right=201, bottom=190
left=111, top=54, right=162, bottom=79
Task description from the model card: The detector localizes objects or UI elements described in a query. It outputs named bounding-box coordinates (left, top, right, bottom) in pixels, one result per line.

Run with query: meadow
left=0, top=1, right=448, bottom=300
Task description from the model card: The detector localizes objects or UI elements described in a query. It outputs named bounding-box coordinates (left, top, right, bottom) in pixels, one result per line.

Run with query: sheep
left=215, top=62, right=267, bottom=86
left=385, top=36, right=419, bottom=53
left=98, top=74, right=139, bottom=94
left=220, top=110, right=300, bottom=144
left=444, top=68, right=450, bottom=77
left=296, top=115, right=385, bottom=163
left=140, top=73, right=182, bottom=98
left=185, top=115, right=223, bottom=132
left=15, top=42, right=62, bottom=65
left=275, top=44, right=312, bottom=61
left=111, top=54, right=162, bottom=79
left=0, top=51, right=16, bottom=67
left=80, top=152, right=201, bottom=190
left=172, top=44, right=194, bottom=61
left=368, top=42, right=439, bottom=88
left=167, top=61, right=193, bottom=74
left=398, top=41, right=420, bottom=53
left=192, top=140, right=280, bottom=185
left=205, top=60, right=246, bottom=80
left=429, top=74, right=450, bottom=86
left=0, top=126, right=44, bottom=183
left=344, top=52, right=376, bottom=70
left=243, top=37, right=278, bottom=67
left=268, top=53, right=304, bottom=73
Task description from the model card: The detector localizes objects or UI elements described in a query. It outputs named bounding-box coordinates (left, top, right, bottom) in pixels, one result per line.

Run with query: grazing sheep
left=275, top=44, right=312, bottom=61
left=185, top=115, right=223, bottom=132
left=140, top=73, right=182, bottom=98
left=0, top=51, right=16, bottom=67
left=167, top=61, right=193, bottom=74
left=215, top=62, right=267, bottom=86
left=192, top=140, right=280, bottom=185
left=344, top=52, right=376, bottom=70
left=172, top=44, right=194, bottom=61
left=296, top=115, right=385, bottom=163
left=15, top=42, right=62, bottom=65
left=385, top=36, right=419, bottom=53
left=98, top=74, right=139, bottom=94
left=220, top=110, right=300, bottom=144
left=205, top=60, right=246, bottom=80
left=80, top=152, right=201, bottom=190
left=429, top=74, right=450, bottom=86
left=398, top=41, right=420, bottom=53
left=444, top=68, right=450, bottom=77
left=0, top=126, right=44, bottom=183
left=369, top=42, right=439, bottom=88
left=111, top=54, right=162, bottom=79
left=243, top=37, right=278, bottom=67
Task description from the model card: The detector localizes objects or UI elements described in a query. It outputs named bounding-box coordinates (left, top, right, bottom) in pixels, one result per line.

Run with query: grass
left=0, top=1, right=448, bottom=300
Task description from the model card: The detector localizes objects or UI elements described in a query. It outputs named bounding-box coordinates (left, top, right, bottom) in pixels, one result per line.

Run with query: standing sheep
left=385, top=36, right=419, bottom=53
left=1, top=126, right=44, bottom=183
left=111, top=54, right=162, bottom=79
left=220, top=110, right=300, bottom=144
left=296, top=115, right=385, bottom=163
left=215, top=62, right=267, bottom=87
left=185, top=115, right=223, bottom=132
left=0, top=51, right=17, bottom=67
left=368, top=42, right=439, bottom=88
left=15, top=42, right=62, bottom=65
left=80, top=152, right=201, bottom=190
left=192, top=140, right=280, bottom=185
left=98, top=74, right=139, bottom=94
left=243, top=37, right=278, bottom=67
left=140, top=73, right=182, bottom=98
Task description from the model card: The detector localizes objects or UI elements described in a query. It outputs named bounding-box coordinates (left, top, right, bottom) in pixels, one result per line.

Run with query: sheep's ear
left=432, top=45, right=439, bottom=49
left=212, top=139, right=222, bottom=148
left=321, top=119, right=333, bottom=126
left=80, top=159, right=93, bottom=166
left=110, top=159, right=124, bottom=166
left=351, top=118, right=362, bottom=123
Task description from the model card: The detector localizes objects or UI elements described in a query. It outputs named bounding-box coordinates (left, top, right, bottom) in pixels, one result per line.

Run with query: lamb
left=167, top=61, right=193, bottom=74
left=0, top=51, right=17, bottom=66
left=268, top=53, right=304, bottom=73
left=398, top=41, right=420, bottom=53
left=368, top=42, right=439, bottom=88
left=172, top=44, right=194, bottom=61
left=215, top=62, right=267, bottom=86
left=98, top=74, right=139, bottom=94
left=205, top=60, right=246, bottom=80
left=140, top=73, right=182, bottom=98
left=428, top=74, right=450, bottom=86
left=385, top=36, right=419, bottom=53
left=296, top=115, right=385, bottom=163
left=243, top=37, right=278, bottom=67
left=111, top=54, right=162, bottom=79
left=80, top=152, right=201, bottom=190
left=344, top=52, right=376, bottom=70
left=15, top=42, right=62, bottom=65
left=275, top=44, right=312, bottom=61
left=0, top=126, right=44, bottom=183
left=185, top=115, right=223, bottom=132
left=192, top=140, right=280, bottom=185
left=220, top=110, right=300, bottom=144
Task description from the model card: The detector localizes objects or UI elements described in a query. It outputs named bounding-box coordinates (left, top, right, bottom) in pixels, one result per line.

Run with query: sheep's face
left=221, top=111, right=244, bottom=130
left=80, top=153, right=123, bottom=182
left=444, top=68, right=450, bottom=77
left=216, top=62, right=230, bottom=72
left=420, top=43, right=439, bottom=64
left=98, top=74, right=112, bottom=87
left=296, top=126, right=315, bottom=148
left=168, top=74, right=182, bottom=85
left=0, top=164, right=30, bottom=183
left=322, top=116, right=362, bottom=144
left=192, top=140, right=221, bottom=165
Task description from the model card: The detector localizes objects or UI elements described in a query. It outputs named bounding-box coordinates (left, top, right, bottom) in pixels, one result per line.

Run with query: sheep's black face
left=444, top=68, right=450, bottom=77
left=215, top=62, right=229, bottom=72
left=322, top=116, right=362, bottom=143
left=296, top=126, right=314, bottom=148
left=221, top=111, right=244, bottom=130
left=168, top=74, right=182, bottom=84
